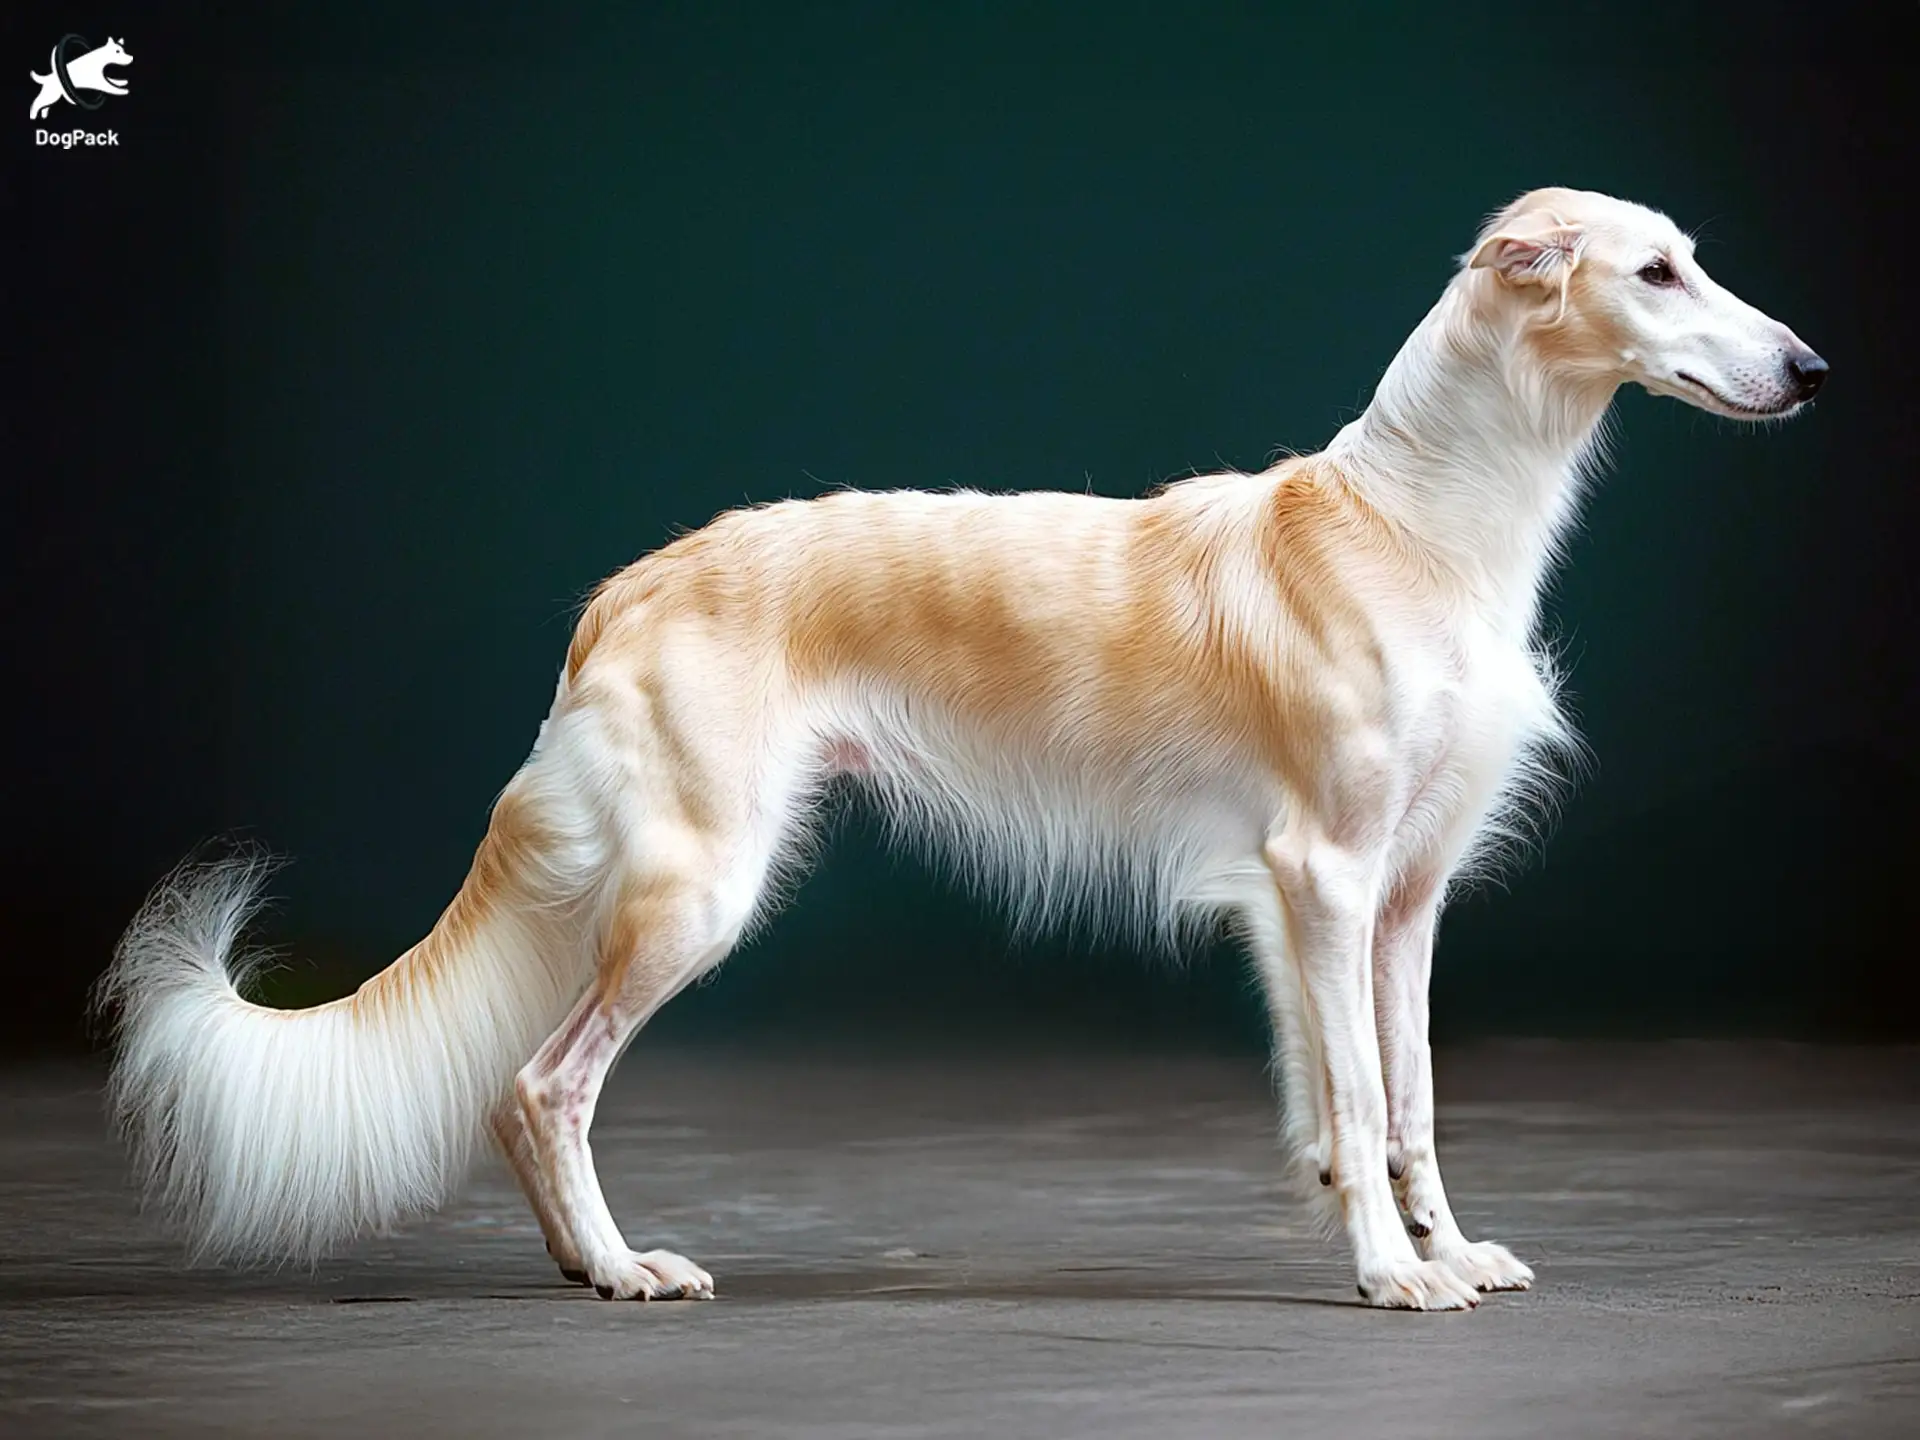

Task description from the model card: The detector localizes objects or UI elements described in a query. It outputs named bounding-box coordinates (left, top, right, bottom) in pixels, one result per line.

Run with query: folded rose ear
left=1469, top=213, right=1583, bottom=285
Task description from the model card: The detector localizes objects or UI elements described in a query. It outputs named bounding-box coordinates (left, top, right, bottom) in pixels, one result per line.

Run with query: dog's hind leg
left=1374, top=875, right=1533, bottom=1292
left=515, top=840, right=765, bottom=1300
left=515, top=696, right=790, bottom=1301
left=489, top=1098, right=589, bottom=1285
left=513, top=606, right=809, bottom=1300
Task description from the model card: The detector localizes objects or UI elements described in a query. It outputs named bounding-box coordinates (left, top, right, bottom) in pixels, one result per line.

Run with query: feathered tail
left=91, top=763, right=604, bottom=1265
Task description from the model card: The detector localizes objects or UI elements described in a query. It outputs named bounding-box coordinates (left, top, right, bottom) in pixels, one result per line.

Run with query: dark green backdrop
left=7, top=2, right=1914, bottom=1052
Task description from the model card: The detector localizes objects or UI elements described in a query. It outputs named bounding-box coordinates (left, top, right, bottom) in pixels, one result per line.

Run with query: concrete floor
left=1, top=1042, right=1917, bottom=1438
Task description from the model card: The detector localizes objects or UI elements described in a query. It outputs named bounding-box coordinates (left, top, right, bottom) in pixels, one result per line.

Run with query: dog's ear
left=1469, top=213, right=1582, bottom=286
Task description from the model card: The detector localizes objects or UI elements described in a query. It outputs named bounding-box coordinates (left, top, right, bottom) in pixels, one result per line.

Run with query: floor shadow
left=0, top=1261, right=1361, bottom=1310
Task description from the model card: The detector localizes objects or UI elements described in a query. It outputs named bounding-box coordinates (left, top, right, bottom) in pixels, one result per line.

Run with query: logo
left=30, top=33, right=129, bottom=146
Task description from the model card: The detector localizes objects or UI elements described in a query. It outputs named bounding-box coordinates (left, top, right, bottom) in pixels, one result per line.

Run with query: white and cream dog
left=97, top=188, right=1825, bottom=1310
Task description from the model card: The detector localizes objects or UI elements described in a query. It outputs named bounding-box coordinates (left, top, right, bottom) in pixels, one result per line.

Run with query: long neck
left=1325, top=275, right=1617, bottom=637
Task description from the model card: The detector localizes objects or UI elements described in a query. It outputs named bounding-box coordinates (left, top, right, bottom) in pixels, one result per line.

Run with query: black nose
left=1786, top=350, right=1828, bottom=400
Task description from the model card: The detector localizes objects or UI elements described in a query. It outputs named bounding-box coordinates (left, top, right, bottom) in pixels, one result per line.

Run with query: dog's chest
left=1392, top=627, right=1555, bottom=825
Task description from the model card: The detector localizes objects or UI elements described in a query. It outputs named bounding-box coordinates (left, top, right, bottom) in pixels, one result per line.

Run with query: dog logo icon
left=29, top=34, right=131, bottom=120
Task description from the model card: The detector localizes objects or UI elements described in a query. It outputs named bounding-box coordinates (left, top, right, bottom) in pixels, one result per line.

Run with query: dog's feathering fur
left=96, top=188, right=1824, bottom=1309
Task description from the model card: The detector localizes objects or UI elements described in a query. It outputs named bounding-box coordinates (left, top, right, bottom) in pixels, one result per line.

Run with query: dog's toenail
left=1319, top=1169, right=1332, bottom=1187
left=1407, top=1220, right=1431, bottom=1239
left=561, top=1267, right=588, bottom=1286
left=1387, top=1155, right=1406, bottom=1181
left=594, top=1284, right=614, bottom=1300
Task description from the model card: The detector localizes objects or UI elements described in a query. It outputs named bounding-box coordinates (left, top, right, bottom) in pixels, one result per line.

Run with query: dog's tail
left=92, top=745, right=608, bottom=1266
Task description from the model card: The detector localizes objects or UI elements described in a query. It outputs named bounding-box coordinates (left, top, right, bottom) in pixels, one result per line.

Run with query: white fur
left=95, top=709, right=610, bottom=1264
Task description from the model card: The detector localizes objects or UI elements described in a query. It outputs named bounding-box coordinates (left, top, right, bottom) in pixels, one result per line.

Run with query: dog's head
left=91, top=37, right=133, bottom=90
left=1466, top=187, right=1825, bottom=420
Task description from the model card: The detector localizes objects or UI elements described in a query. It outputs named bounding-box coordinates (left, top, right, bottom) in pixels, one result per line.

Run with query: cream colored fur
left=95, top=188, right=1824, bottom=1309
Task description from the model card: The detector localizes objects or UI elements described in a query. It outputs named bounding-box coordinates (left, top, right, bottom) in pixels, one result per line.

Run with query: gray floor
left=2, top=1042, right=1918, bottom=1438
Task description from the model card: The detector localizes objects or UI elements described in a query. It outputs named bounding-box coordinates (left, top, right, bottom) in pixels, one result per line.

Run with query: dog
left=29, top=36, right=131, bottom=120
left=96, top=188, right=1825, bottom=1310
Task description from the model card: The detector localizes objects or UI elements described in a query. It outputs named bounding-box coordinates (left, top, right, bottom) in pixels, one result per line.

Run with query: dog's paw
left=1355, top=1257, right=1481, bottom=1311
left=547, top=1240, right=591, bottom=1286
left=587, top=1248, right=715, bottom=1302
left=1433, top=1239, right=1533, bottom=1293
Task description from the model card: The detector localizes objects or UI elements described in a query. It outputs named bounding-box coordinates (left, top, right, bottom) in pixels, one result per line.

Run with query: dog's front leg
left=1262, top=828, right=1480, bottom=1311
left=1373, top=878, right=1533, bottom=1292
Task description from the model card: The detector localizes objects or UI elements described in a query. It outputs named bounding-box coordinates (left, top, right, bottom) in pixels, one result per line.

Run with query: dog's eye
left=1638, top=258, right=1678, bottom=287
